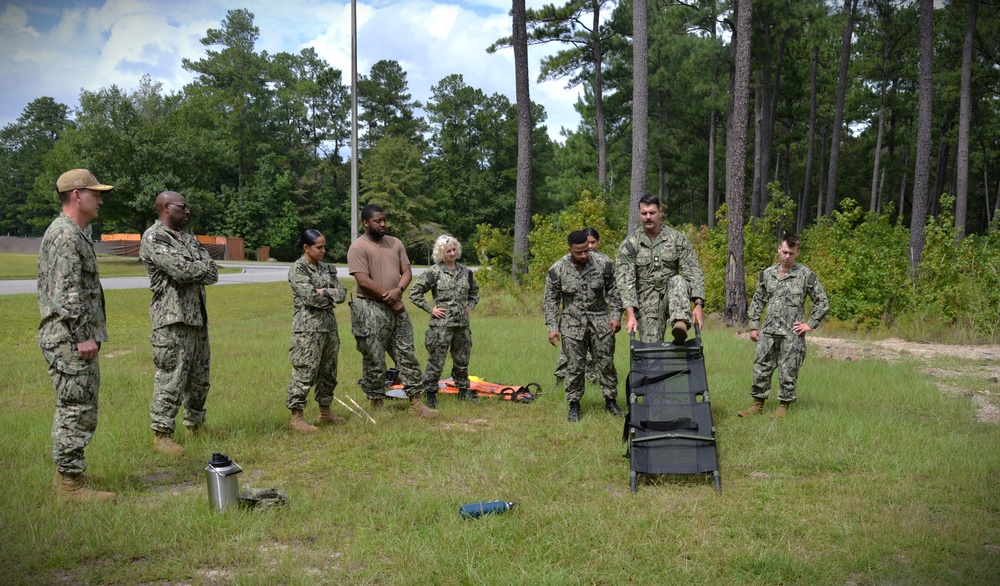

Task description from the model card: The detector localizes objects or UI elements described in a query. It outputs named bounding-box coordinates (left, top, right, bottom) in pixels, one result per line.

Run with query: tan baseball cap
left=56, top=169, right=114, bottom=193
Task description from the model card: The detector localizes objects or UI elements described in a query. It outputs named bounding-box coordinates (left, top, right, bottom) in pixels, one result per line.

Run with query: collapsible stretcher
left=387, top=374, right=542, bottom=403
left=623, top=330, right=721, bottom=493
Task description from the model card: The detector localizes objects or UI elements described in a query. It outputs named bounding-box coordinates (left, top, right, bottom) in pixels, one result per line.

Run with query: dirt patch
left=809, top=336, right=1000, bottom=423
left=436, top=418, right=492, bottom=432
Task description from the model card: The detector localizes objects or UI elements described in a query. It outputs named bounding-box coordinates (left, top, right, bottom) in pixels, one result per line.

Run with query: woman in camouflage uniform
left=408, top=235, right=480, bottom=408
left=286, top=229, right=348, bottom=432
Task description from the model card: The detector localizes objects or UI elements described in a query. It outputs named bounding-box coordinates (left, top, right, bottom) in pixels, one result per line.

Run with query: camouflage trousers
left=750, top=333, right=807, bottom=403
left=150, top=323, right=210, bottom=434
left=421, top=325, right=472, bottom=394
left=287, top=329, right=340, bottom=411
left=561, top=328, right=618, bottom=403
left=635, top=274, right=691, bottom=343
left=42, top=342, right=100, bottom=475
left=350, top=298, right=422, bottom=399
left=553, top=347, right=598, bottom=382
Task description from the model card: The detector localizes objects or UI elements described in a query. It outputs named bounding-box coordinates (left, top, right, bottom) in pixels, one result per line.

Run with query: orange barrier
left=101, top=233, right=245, bottom=260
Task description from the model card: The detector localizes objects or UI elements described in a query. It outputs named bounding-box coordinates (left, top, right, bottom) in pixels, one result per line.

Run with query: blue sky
left=0, top=0, right=587, bottom=141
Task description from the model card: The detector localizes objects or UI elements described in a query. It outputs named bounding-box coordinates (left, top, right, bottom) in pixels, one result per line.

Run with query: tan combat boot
left=56, top=471, right=116, bottom=503
left=410, top=394, right=439, bottom=419
left=772, top=401, right=790, bottom=419
left=153, top=432, right=185, bottom=456
left=671, top=320, right=688, bottom=346
left=289, top=409, right=319, bottom=433
left=737, top=398, right=765, bottom=417
left=317, top=405, right=346, bottom=425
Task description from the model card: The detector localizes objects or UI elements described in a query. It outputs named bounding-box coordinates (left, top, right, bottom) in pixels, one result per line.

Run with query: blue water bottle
left=459, top=500, right=516, bottom=519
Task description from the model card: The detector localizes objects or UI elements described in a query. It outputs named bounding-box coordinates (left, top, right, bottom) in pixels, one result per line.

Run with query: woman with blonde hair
left=408, top=235, right=480, bottom=407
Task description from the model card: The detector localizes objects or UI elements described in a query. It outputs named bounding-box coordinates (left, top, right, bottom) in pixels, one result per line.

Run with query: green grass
left=0, top=253, right=240, bottom=280
left=0, top=282, right=998, bottom=584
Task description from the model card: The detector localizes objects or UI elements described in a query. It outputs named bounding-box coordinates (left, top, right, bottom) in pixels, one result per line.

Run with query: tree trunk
left=910, top=0, right=934, bottom=271
left=898, top=142, right=909, bottom=223
left=932, top=119, right=951, bottom=216
left=708, top=108, right=718, bottom=229
left=817, top=123, right=827, bottom=222
left=657, top=90, right=666, bottom=201
left=762, top=35, right=784, bottom=214
left=725, top=0, right=752, bottom=327
left=628, top=0, right=649, bottom=232
left=751, top=71, right=762, bottom=218
left=512, top=0, right=532, bottom=279
left=800, top=44, right=819, bottom=232
left=593, top=0, right=608, bottom=189
left=871, top=69, right=888, bottom=212
left=955, top=0, right=978, bottom=240
left=825, top=0, right=858, bottom=217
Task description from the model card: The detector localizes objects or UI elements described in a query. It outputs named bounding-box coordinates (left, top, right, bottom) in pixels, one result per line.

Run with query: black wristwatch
left=694, top=299, right=705, bottom=307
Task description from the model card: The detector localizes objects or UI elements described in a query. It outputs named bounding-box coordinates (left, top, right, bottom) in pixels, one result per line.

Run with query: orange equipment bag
left=388, top=375, right=542, bottom=403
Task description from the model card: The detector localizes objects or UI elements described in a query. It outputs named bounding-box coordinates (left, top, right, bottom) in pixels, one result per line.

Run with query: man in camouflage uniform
left=553, top=227, right=604, bottom=391
left=739, top=233, right=829, bottom=419
left=347, top=204, right=437, bottom=418
left=140, top=191, right=219, bottom=455
left=409, top=234, right=480, bottom=407
left=616, top=194, right=705, bottom=345
left=544, top=230, right=624, bottom=422
left=38, top=169, right=117, bottom=502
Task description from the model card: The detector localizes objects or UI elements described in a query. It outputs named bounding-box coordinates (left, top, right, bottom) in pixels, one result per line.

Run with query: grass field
left=0, top=281, right=997, bottom=585
left=0, top=253, right=241, bottom=280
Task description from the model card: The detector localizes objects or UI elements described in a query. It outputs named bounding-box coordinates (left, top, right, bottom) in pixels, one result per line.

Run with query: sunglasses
left=165, top=202, right=190, bottom=211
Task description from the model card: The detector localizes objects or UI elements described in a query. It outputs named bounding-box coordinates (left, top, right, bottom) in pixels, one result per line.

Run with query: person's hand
left=431, top=306, right=446, bottom=318
left=625, top=315, right=638, bottom=335
left=692, top=305, right=705, bottom=329
left=316, top=288, right=325, bottom=296
left=609, top=319, right=621, bottom=334
left=464, top=305, right=473, bottom=315
left=391, top=299, right=405, bottom=314
left=749, top=329, right=759, bottom=342
left=548, top=331, right=560, bottom=346
left=792, top=322, right=812, bottom=336
left=77, top=339, right=99, bottom=360
left=382, top=287, right=403, bottom=304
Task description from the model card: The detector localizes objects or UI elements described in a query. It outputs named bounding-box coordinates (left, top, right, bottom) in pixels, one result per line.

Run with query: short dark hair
left=638, top=194, right=660, bottom=208
left=361, top=204, right=384, bottom=222
left=568, top=230, right=589, bottom=246
left=297, top=229, right=323, bottom=249
left=57, top=191, right=72, bottom=204
left=781, top=232, right=800, bottom=248
left=583, top=227, right=600, bottom=241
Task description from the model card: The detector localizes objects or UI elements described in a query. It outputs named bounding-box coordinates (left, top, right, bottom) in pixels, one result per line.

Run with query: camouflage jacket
left=408, top=262, right=479, bottom=328
left=615, top=226, right=705, bottom=310
left=288, top=257, right=346, bottom=332
left=748, top=263, right=829, bottom=336
left=544, top=253, right=623, bottom=340
left=37, top=214, right=108, bottom=348
left=139, top=220, right=218, bottom=329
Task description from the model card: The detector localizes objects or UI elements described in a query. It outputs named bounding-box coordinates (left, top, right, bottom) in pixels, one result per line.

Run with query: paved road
left=0, top=262, right=430, bottom=296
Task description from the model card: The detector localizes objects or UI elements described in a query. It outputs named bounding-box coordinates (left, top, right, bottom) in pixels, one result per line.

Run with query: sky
left=0, top=0, right=588, bottom=142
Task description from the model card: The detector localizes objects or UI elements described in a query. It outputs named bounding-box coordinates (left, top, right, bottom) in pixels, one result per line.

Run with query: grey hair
left=432, top=234, right=462, bottom=264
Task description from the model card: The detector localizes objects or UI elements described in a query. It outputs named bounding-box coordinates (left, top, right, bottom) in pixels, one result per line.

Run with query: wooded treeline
left=1, top=1, right=998, bottom=265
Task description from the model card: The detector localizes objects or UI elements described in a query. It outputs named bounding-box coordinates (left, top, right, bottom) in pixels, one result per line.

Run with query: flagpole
left=350, top=0, right=359, bottom=242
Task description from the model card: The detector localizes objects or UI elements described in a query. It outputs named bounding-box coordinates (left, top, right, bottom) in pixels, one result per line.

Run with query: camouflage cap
left=57, top=169, right=113, bottom=193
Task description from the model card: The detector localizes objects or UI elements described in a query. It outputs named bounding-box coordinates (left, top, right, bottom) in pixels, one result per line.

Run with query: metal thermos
left=459, top=500, right=516, bottom=519
left=205, top=452, right=243, bottom=512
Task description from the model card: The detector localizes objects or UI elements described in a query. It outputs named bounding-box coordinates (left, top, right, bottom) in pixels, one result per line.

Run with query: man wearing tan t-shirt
left=347, top=204, right=438, bottom=418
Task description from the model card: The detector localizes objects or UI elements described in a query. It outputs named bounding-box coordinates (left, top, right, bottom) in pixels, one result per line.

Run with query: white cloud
left=0, top=0, right=584, bottom=141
